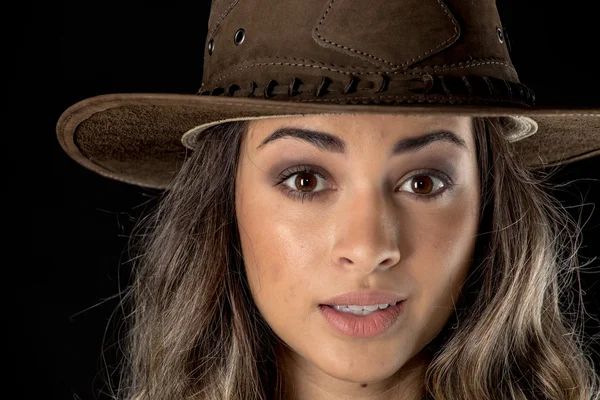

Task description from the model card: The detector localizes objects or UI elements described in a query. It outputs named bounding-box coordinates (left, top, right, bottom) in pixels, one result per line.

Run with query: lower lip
left=318, top=301, right=405, bottom=339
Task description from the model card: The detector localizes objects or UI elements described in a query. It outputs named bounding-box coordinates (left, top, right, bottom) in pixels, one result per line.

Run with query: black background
left=13, top=1, right=600, bottom=399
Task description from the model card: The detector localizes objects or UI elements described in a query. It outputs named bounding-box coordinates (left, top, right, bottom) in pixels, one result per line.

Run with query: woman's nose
left=330, top=187, right=401, bottom=274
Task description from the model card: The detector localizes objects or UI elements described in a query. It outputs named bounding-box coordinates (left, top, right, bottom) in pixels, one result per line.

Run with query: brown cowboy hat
left=56, top=0, right=599, bottom=190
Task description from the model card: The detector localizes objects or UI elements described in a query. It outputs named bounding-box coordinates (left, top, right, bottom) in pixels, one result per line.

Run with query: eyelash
left=275, top=164, right=453, bottom=203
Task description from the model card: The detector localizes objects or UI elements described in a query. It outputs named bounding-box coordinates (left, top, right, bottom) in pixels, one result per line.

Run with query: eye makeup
left=272, top=163, right=457, bottom=204
left=265, top=145, right=466, bottom=204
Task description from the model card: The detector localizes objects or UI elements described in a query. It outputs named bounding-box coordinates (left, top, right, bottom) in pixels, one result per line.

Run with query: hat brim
left=56, top=93, right=600, bottom=189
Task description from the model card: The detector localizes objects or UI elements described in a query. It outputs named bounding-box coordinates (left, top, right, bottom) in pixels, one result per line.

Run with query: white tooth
left=353, top=309, right=376, bottom=316
left=377, top=303, right=389, bottom=309
left=347, top=305, right=364, bottom=311
left=331, top=305, right=385, bottom=316
left=391, top=301, right=398, bottom=306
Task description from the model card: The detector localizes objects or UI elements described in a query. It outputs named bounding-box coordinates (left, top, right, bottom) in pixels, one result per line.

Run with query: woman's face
left=235, top=114, right=480, bottom=398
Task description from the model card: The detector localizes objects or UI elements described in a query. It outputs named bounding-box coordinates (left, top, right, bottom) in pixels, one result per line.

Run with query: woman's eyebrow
left=256, top=127, right=468, bottom=156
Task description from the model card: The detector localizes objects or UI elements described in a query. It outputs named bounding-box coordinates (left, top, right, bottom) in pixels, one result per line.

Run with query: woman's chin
left=316, top=361, right=401, bottom=384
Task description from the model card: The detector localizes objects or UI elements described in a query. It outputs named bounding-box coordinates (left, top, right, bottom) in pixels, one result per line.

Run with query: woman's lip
left=318, top=300, right=406, bottom=339
left=321, top=290, right=407, bottom=306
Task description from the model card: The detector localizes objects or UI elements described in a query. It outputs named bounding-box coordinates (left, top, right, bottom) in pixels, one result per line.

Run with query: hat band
left=198, top=73, right=535, bottom=107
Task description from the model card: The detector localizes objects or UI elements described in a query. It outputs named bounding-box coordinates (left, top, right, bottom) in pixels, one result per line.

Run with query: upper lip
left=320, top=290, right=407, bottom=306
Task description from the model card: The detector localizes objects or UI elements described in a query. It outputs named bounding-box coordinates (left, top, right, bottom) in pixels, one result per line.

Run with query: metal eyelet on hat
left=234, top=29, right=245, bottom=45
left=496, top=27, right=504, bottom=43
left=208, top=39, right=214, bottom=55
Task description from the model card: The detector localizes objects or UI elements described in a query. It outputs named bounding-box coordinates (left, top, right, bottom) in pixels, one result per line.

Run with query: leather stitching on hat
left=199, top=74, right=535, bottom=108
left=294, top=96, right=530, bottom=106
left=208, top=57, right=517, bottom=87
left=207, top=0, right=241, bottom=40
left=210, top=55, right=515, bottom=79
left=314, top=0, right=459, bottom=68
left=406, top=58, right=517, bottom=74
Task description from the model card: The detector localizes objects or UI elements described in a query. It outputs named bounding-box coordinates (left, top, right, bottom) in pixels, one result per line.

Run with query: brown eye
left=411, top=175, right=434, bottom=194
left=398, top=173, right=447, bottom=198
left=295, top=172, right=318, bottom=192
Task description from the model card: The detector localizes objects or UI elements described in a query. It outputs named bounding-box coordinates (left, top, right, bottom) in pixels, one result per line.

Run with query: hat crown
left=201, top=0, right=521, bottom=99
left=55, top=0, right=599, bottom=190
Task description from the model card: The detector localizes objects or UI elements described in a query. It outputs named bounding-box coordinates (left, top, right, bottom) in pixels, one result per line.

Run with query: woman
left=56, top=0, right=600, bottom=399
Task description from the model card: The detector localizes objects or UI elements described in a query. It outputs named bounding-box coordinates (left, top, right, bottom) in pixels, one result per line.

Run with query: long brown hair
left=111, top=116, right=600, bottom=399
